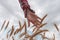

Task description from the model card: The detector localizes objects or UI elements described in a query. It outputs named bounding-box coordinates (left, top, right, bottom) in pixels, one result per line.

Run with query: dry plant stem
left=40, top=32, right=48, bottom=40
left=20, top=32, right=30, bottom=39
left=10, top=25, right=14, bottom=36
left=25, top=33, right=31, bottom=38
left=33, top=30, right=48, bottom=37
left=53, top=34, right=55, bottom=40
left=19, top=21, right=21, bottom=28
left=20, top=21, right=27, bottom=39
left=5, top=21, right=9, bottom=30
left=29, top=37, right=33, bottom=40
left=14, top=22, right=26, bottom=35
left=12, top=36, right=14, bottom=40
left=20, top=32, right=26, bottom=38
left=6, top=34, right=8, bottom=39
left=7, top=29, right=11, bottom=33
left=30, top=30, right=48, bottom=40
left=33, top=27, right=36, bottom=32
left=33, top=23, right=47, bottom=32
left=40, top=14, right=47, bottom=23
left=14, top=28, right=20, bottom=35
left=54, top=23, right=59, bottom=32
left=0, top=20, right=6, bottom=31
left=24, top=21, right=27, bottom=39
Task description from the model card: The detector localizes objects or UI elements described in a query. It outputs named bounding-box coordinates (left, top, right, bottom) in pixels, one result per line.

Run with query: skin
left=19, top=0, right=41, bottom=27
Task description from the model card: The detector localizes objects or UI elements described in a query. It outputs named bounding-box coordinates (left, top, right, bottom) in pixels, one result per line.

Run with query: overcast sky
left=0, top=0, right=60, bottom=40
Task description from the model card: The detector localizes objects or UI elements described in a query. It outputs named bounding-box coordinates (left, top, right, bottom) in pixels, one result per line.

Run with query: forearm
left=18, top=0, right=35, bottom=18
left=19, top=0, right=30, bottom=10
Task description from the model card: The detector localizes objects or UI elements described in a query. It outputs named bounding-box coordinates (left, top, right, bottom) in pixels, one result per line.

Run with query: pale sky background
left=0, top=0, right=60, bottom=40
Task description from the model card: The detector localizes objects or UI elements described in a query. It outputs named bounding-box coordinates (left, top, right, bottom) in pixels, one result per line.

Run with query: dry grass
left=14, top=21, right=26, bottom=35
left=0, top=14, right=59, bottom=40
left=10, top=25, right=14, bottom=36
left=5, top=21, right=9, bottom=30
left=0, top=20, right=6, bottom=31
